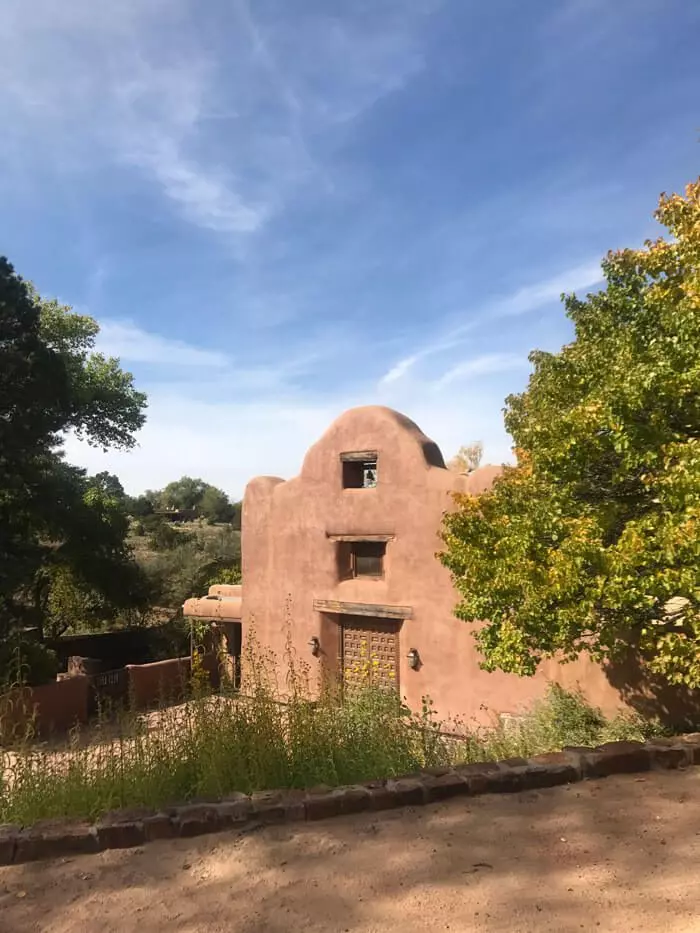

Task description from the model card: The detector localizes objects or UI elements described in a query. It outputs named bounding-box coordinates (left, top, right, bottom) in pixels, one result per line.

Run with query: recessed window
left=339, top=540, right=385, bottom=578
left=341, top=451, right=378, bottom=489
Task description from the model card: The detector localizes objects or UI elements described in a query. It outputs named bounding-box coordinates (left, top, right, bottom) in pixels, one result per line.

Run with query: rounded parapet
left=182, top=595, right=243, bottom=620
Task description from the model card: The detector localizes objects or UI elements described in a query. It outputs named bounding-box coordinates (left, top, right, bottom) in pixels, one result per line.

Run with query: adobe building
left=193, top=405, right=638, bottom=725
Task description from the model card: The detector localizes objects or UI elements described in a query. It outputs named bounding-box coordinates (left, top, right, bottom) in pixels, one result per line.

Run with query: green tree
left=440, top=180, right=700, bottom=687
left=199, top=485, right=235, bottom=523
left=37, top=291, right=146, bottom=450
left=124, top=491, right=157, bottom=517
left=141, top=524, right=241, bottom=609
left=88, top=471, right=126, bottom=503
left=0, top=257, right=149, bottom=653
left=159, top=476, right=209, bottom=512
left=40, top=473, right=151, bottom=637
left=154, top=476, right=238, bottom=524
left=229, top=499, right=242, bottom=531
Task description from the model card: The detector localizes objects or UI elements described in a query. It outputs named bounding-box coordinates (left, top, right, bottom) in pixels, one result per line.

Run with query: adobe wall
left=127, top=655, right=220, bottom=710
left=242, top=406, right=660, bottom=726
left=0, top=676, right=90, bottom=740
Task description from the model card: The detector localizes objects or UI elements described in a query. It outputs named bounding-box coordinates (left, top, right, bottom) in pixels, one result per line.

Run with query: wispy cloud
left=96, top=320, right=229, bottom=368
left=490, top=260, right=602, bottom=319
left=105, top=35, right=270, bottom=237
left=0, top=0, right=440, bottom=241
left=378, top=259, right=604, bottom=385
left=432, top=352, right=526, bottom=389
left=125, top=138, right=267, bottom=235
left=379, top=354, right=420, bottom=385
left=232, top=0, right=316, bottom=175
left=95, top=314, right=361, bottom=389
left=378, top=333, right=476, bottom=387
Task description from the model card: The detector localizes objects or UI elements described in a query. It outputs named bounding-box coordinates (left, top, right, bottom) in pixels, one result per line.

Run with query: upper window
left=352, top=541, right=385, bottom=576
left=337, top=540, right=385, bottom=578
left=341, top=451, right=378, bottom=488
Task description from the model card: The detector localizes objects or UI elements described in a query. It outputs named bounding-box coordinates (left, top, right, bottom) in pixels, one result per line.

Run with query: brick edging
left=2, top=735, right=699, bottom=866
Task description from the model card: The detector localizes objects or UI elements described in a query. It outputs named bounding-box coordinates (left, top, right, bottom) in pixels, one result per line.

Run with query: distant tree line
left=125, top=475, right=241, bottom=527
left=87, top=472, right=243, bottom=615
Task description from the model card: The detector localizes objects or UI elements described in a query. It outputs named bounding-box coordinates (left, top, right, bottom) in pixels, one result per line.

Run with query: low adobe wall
left=126, top=655, right=220, bottom=711
left=126, top=657, right=191, bottom=710
left=1, top=656, right=223, bottom=738
left=0, top=676, right=90, bottom=740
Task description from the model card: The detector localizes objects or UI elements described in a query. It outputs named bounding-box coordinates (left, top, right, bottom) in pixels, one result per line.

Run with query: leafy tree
left=229, top=499, right=242, bottom=531
left=88, top=471, right=126, bottom=503
left=40, top=475, right=151, bottom=637
left=141, top=524, right=241, bottom=609
left=199, top=485, right=235, bottom=523
left=440, top=180, right=700, bottom=687
left=153, top=475, right=239, bottom=524
left=159, top=476, right=209, bottom=511
left=0, top=257, right=148, bottom=655
left=37, top=291, right=146, bottom=450
left=124, top=492, right=156, bottom=517
left=447, top=441, right=484, bottom=473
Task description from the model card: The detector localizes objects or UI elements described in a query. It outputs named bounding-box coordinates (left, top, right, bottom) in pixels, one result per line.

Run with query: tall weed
left=0, top=634, right=661, bottom=827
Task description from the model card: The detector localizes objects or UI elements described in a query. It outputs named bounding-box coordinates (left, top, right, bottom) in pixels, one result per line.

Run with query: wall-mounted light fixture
left=407, top=648, right=421, bottom=670
left=308, top=636, right=321, bottom=657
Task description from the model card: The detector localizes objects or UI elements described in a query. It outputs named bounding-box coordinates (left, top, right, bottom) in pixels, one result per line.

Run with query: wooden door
left=341, top=618, right=400, bottom=693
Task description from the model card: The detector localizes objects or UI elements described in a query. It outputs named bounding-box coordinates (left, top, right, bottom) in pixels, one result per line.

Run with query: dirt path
left=2, top=769, right=699, bottom=933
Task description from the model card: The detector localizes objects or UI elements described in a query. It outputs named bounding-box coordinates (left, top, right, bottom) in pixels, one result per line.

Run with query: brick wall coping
left=2, top=735, right=699, bottom=865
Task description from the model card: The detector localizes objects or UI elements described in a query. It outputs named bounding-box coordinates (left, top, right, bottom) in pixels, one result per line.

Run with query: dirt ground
left=1, top=769, right=699, bottom=933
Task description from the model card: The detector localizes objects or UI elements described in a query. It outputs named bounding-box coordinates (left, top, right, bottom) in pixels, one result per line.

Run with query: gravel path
left=1, top=769, right=699, bottom=933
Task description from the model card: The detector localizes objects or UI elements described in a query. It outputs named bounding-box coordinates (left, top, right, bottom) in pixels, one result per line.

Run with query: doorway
left=340, top=616, right=400, bottom=693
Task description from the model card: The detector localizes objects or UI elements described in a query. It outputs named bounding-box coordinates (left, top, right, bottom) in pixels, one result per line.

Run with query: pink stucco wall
left=127, top=655, right=220, bottom=710
left=241, top=406, right=677, bottom=726
left=0, top=676, right=90, bottom=739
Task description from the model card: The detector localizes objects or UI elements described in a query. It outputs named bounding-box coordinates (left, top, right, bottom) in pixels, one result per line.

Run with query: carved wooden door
left=341, top=618, right=400, bottom=693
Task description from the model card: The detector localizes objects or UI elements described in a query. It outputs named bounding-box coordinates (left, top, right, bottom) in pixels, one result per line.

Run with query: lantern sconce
left=407, top=648, right=421, bottom=670
left=308, top=636, right=321, bottom=657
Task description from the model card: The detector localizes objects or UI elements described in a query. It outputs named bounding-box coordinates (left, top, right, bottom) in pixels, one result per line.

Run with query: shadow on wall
left=603, top=650, right=700, bottom=730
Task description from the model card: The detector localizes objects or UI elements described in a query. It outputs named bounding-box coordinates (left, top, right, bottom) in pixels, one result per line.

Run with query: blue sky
left=1, top=0, right=698, bottom=497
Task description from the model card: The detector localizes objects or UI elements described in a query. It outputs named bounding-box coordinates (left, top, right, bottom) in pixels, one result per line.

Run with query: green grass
left=0, top=638, right=663, bottom=827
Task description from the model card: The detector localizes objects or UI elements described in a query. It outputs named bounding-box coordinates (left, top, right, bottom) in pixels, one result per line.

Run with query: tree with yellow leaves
left=440, top=180, right=700, bottom=686
left=447, top=441, right=483, bottom=474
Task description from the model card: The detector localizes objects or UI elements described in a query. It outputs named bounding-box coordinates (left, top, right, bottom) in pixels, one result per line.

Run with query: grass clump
left=463, top=683, right=663, bottom=763
left=0, top=634, right=662, bottom=827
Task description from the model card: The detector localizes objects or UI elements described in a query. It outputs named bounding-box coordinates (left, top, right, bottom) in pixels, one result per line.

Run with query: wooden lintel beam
left=313, top=599, right=412, bottom=620
left=339, top=451, right=377, bottom=462
left=326, top=533, right=395, bottom=542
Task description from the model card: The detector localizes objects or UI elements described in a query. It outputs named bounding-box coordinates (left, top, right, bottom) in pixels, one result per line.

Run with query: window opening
left=348, top=541, right=385, bottom=577
left=341, top=453, right=378, bottom=488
